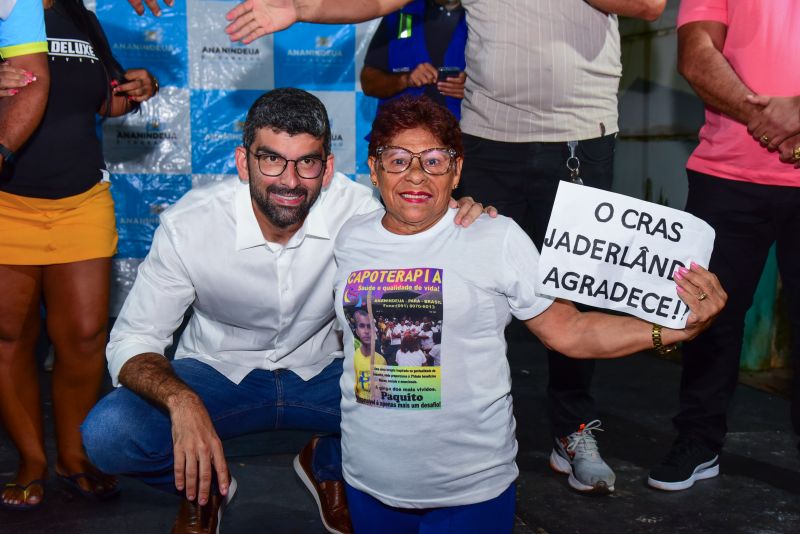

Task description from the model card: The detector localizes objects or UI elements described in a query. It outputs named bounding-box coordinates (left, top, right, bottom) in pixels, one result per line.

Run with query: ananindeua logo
left=201, top=45, right=260, bottom=58
left=115, top=120, right=178, bottom=146
left=287, top=34, right=344, bottom=58
left=113, top=28, right=174, bottom=54
left=203, top=119, right=241, bottom=143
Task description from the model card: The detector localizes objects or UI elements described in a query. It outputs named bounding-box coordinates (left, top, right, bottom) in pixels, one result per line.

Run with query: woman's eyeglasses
left=375, top=146, right=457, bottom=175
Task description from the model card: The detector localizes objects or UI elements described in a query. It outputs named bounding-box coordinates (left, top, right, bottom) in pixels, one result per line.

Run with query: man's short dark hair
left=243, top=88, right=331, bottom=154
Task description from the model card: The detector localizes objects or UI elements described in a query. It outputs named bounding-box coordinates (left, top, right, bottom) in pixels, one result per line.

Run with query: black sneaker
left=648, top=436, right=719, bottom=491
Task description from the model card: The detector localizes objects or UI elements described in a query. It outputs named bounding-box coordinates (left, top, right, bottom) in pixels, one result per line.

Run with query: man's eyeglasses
left=376, top=146, right=457, bottom=175
left=247, top=149, right=326, bottom=179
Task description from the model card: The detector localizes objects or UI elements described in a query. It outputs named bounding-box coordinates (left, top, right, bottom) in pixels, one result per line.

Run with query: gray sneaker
left=549, top=420, right=616, bottom=494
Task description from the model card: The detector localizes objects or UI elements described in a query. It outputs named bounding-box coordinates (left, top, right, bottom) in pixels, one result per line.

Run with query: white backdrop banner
left=536, top=182, right=715, bottom=329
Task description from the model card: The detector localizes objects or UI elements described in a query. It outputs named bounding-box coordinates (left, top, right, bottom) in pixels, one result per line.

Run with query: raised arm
left=225, top=0, right=411, bottom=44
left=586, top=0, right=666, bottom=21
left=527, top=263, right=726, bottom=359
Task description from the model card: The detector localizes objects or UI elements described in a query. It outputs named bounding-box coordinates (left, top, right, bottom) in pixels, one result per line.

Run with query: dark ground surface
left=1, top=327, right=798, bottom=534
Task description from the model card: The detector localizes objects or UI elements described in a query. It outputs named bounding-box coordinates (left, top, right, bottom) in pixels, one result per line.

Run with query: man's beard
left=250, top=180, right=320, bottom=228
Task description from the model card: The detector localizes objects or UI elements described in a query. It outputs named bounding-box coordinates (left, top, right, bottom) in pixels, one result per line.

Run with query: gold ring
left=793, top=146, right=800, bottom=161
left=697, top=292, right=708, bottom=301
left=760, top=135, right=770, bottom=144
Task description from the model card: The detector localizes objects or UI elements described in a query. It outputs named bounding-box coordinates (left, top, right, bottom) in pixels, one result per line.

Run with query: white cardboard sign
left=536, top=182, right=715, bottom=329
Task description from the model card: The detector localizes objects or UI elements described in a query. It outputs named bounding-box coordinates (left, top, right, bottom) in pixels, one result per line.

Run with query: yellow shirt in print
left=354, top=340, right=387, bottom=401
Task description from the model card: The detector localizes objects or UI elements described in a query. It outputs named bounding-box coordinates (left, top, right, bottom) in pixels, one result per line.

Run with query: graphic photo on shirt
left=344, top=267, right=443, bottom=410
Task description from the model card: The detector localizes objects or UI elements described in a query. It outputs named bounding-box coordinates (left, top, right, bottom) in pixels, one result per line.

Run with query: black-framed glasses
left=376, top=146, right=457, bottom=175
left=247, top=148, right=326, bottom=179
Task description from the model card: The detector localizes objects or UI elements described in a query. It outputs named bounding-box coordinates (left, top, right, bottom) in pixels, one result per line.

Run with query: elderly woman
left=332, top=96, right=726, bottom=532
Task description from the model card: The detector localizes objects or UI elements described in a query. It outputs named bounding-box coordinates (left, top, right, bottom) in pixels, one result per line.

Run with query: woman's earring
left=371, top=180, right=378, bottom=186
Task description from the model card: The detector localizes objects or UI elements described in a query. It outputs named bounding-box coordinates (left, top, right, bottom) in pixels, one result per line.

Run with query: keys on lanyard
left=566, top=140, right=583, bottom=185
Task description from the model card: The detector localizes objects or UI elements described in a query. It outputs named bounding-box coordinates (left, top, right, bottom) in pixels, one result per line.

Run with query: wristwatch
left=0, top=143, right=14, bottom=163
left=651, top=323, right=677, bottom=355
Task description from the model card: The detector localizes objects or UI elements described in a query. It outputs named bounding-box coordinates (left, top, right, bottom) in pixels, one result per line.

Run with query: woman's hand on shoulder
left=114, top=69, right=160, bottom=103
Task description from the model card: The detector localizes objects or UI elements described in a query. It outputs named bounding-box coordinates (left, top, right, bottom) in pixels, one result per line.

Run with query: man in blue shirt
left=361, top=0, right=466, bottom=120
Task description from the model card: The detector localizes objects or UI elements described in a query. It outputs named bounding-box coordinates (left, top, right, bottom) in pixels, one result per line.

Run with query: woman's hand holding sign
left=669, top=262, right=727, bottom=342
left=526, top=260, right=726, bottom=360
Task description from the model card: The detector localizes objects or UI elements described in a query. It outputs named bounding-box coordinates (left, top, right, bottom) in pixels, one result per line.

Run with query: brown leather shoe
left=170, top=477, right=237, bottom=534
left=294, top=437, right=352, bottom=534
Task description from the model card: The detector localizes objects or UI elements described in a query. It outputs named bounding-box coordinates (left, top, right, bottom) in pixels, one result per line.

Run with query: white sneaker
left=549, top=420, right=616, bottom=494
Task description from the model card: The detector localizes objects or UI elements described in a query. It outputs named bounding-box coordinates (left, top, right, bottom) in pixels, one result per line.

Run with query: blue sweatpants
left=345, top=482, right=516, bottom=534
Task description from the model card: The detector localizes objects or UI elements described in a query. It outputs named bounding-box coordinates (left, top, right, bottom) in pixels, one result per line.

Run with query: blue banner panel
left=188, top=0, right=275, bottom=90
left=356, top=91, right=379, bottom=175
left=103, top=87, right=192, bottom=175
left=190, top=89, right=265, bottom=175
left=96, top=0, right=188, bottom=88
left=274, top=23, right=355, bottom=91
left=111, top=173, right=192, bottom=259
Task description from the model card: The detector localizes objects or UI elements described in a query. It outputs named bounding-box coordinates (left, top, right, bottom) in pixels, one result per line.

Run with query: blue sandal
left=57, top=472, right=120, bottom=501
left=1, top=479, right=45, bottom=511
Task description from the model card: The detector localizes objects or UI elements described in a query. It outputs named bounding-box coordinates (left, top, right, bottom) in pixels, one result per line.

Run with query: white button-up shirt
left=107, top=173, right=381, bottom=386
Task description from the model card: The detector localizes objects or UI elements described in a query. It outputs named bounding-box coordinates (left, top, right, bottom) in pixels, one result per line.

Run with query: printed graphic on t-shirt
left=344, top=268, right=443, bottom=410
left=48, top=38, right=98, bottom=62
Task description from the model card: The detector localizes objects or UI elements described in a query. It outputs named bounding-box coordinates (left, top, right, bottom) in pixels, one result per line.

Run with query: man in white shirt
left=80, top=88, right=486, bottom=534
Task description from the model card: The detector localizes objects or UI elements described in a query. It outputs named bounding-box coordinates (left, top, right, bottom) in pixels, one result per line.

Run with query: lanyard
left=566, top=140, right=583, bottom=185
left=398, top=13, right=413, bottom=39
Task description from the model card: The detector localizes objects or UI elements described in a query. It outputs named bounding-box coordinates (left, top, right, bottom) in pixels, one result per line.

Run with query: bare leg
left=43, top=258, right=117, bottom=496
left=0, top=265, right=46, bottom=506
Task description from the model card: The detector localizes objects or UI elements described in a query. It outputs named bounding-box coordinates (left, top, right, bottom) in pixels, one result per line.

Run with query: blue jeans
left=345, top=483, right=516, bottom=534
left=81, top=358, right=344, bottom=491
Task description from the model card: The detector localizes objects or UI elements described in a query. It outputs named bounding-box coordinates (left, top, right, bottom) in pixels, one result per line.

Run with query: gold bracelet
left=651, top=323, right=677, bottom=355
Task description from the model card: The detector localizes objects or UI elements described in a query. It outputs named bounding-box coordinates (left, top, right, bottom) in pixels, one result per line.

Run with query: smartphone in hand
left=437, top=67, right=461, bottom=82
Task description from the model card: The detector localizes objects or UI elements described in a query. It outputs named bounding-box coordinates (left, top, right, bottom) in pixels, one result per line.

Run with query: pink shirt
left=678, top=0, right=800, bottom=187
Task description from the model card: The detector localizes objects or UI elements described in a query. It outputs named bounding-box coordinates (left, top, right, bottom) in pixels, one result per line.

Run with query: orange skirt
left=0, top=182, right=118, bottom=265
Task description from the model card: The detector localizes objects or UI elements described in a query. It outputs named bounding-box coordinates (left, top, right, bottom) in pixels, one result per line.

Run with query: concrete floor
left=1, top=330, right=798, bottom=533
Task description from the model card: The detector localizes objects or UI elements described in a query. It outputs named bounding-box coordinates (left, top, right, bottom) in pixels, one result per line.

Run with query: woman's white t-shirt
left=334, top=209, right=553, bottom=508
